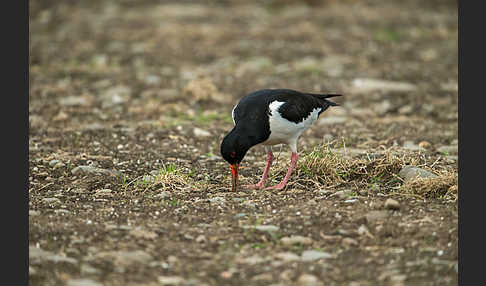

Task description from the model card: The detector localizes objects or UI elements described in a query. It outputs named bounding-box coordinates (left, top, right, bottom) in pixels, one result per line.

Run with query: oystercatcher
left=220, top=89, right=342, bottom=191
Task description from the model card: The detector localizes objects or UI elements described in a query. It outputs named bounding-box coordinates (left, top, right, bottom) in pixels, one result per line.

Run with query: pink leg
left=265, top=152, right=299, bottom=190
left=243, top=151, right=274, bottom=190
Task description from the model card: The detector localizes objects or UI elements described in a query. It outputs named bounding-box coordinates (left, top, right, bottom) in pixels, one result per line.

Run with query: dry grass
left=269, top=141, right=458, bottom=199
left=402, top=175, right=458, bottom=199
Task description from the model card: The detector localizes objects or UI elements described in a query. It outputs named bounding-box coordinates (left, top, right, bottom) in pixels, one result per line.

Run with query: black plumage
left=221, top=88, right=342, bottom=191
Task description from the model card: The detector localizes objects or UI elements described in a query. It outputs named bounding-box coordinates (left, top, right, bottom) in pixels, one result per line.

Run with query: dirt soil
left=29, top=0, right=458, bottom=285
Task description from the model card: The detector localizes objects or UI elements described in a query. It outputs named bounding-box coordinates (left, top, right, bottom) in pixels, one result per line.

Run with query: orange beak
left=230, top=163, right=239, bottom=192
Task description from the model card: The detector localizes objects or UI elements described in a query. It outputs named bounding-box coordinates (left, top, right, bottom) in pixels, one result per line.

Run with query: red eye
left=230, top=151, right=236, bottom=158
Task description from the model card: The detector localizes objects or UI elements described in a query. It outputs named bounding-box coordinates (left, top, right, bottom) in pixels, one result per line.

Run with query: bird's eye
left=230, top=151, right=236, bottom=158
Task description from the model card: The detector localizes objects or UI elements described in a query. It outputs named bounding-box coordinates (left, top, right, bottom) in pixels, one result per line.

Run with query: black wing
left=263, top=89, right=341, bottom=124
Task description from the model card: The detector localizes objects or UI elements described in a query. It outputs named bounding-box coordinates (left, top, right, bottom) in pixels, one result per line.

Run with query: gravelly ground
left=29, top=1, right=458, bottom=285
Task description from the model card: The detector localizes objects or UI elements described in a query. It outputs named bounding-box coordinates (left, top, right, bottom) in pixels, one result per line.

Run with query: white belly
left=264, top=101, right=321, bottom=149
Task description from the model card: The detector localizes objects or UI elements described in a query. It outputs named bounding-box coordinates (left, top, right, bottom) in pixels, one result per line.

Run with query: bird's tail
left=307, top=93, right=343, bottom=106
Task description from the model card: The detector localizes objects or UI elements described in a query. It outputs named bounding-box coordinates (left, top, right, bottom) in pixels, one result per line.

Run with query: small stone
left=59, top=96, right=91, bottom=107
left=53, top=111, right=69, bottom=121
left=49, top=159, right=60, bottom=167
left=342, top=237, right=359, bottom=247
left=398, top=105, right=414, bottom=115
left=418, top=141, right=432, bottom=149
left=365, top=210, right=389, bottom=223
left=254, top=225, right=279, bottom=233
left=220, top=271, right=233, bottom=279
left=193, top=127, right=211, bottom=137
left=80, top=264, right=101, bottom=275
left=403, top=140, right=422, bottom=150
left=155, top=191, right=171, bottom=199
left=297, top=274, right=321, bottom=286
left=331, top=189, right=352, bottom=199
left=158, top=276, right=185, bottom=285
left=398, top=166, right=438, bottom=182
left=129, top=228, right=158, bottom=239
left=275, top=252, right=301, bottom=262
left=242, top=225, right=279, bottom=233
left=96, top=250, right=153, bottom=268
left=94, top=189, right=112, bottom=196
left=71, top=165, right=121, bottom=178
left=301, top=250, right=333, bottom=261
left=208, top=197, right=225, bottom=204
left=358, top=224, right=374, bottom=238
left=351, top=78, right=417, bottom=93
left=234, top=213, right=247, bottom=219
left=318, top=116, right=346, bottom=126
left=29, top=210, right=40, bottom=216
left=281, top=235, right=313, bottom=246
left=384, top=198, right=400, bottom=210
left=42, top=198, right=61, bottom=204
left=66, top=279, right=103, bottom=286
left=196, top=235, right=207, bottom=243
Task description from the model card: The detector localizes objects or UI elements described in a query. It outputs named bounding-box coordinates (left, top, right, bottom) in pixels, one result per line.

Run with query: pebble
left=196, top=235, right=207, bottom=243
left=42, top=198, right=61, bottom=204
left=242, top=225, right=279, bottom=233
left=208, top=197, right=225, bottom=204
left=158, top=276, right=185, bottom=285
left=66, top=279, right=103, bottom=286
left=342, top=237, right=359, bottom=247
left=80, top=264, right=101, bottom=275
left=351, top=78, right=417, bottom=93
left=94, top=189, right=112, bottom=196
left=297, top=274, right=322, bottom=286
left=403, top=140, right=422, bottom=151
left=275, top=252, right=301, bottom=262
left=418, top=141, right=432, bottom=149
left=317, top=116, right=346, bottom=126
left=96, top=250, right=153, bottom=268
left=59, top=96, right=91, bottom=107
left=234, top=213, right=247, bottom=219
left=29, top=246, right=78, bottom=265
left=398, top=166, right=438, bottom=182
left=365, top=210, right=389, bottom=223
left=29, top=210, right=40, bottom=216
left=384, top=198, right=400, bottom=210
left=331, top=189, right=352, bottom=199
left=155, top=191, right=171, bottom=199
left=358, top=224, right=374, bottom=238
left=71, top=165, right=121, bottom=178
left=281, top=235, right=313, bottom=246
left=193, top=127, right=211, bottom=137
left=129, top=228, right=158, bottom=239
left=49, top=159, right=60, bottom=167
left=301, top=250, right=333, bottom=261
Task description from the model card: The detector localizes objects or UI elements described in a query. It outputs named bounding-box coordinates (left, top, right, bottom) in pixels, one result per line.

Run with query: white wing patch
left=264, top=101, right=321, bottom=152
left=231, top=104, right=237, bottom=125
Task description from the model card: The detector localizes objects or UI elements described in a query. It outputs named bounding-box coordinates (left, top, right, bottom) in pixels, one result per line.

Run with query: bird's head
left=220, top=130, right=251, bottom=191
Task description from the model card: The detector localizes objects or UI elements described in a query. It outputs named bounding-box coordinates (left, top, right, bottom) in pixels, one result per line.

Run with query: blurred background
left=30, top=0, right=457, bottom=130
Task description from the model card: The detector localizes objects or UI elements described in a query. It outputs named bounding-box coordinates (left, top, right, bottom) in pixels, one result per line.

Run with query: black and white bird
left=220, top=88, right=342, bottom=191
